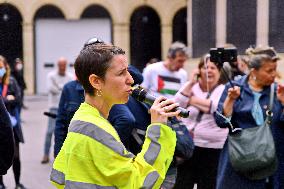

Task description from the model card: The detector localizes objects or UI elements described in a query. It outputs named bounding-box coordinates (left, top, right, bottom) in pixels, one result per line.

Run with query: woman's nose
left=127, top=72, right=134, bottom=85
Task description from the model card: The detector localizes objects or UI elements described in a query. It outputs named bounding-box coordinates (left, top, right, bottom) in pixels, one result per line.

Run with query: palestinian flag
left=157, top=75, right=181, bottom=95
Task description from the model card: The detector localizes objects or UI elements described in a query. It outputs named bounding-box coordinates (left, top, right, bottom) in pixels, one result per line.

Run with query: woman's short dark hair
left=74, top=43, right=125, bottom=95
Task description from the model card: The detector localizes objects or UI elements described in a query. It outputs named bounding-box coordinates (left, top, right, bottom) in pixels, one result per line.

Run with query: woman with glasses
left=50, top=41, right=181, bottom=188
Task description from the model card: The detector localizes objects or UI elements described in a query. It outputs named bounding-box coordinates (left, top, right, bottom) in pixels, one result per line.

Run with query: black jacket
left=3, top=77, right=24, bottom=143
left=0, top=95, right=15, bottom=175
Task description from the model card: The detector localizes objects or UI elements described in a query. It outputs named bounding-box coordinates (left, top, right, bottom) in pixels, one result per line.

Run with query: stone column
left=256, top=0, right=269, bottom=46
left=161, top=24, right=172, bottom=59
left=187, top=0, right=193, bottom=57
left=216, top=0, right=227, bottom=47
left=22, top=21, right=35, bottom=94
left=113, top=22, right=130, bottom=61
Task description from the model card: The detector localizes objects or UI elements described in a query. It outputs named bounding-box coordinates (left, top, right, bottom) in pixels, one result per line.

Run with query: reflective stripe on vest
left=69, top=120, right=134, bottom=158
left=144, top=125, right=161, bottom=165
left=65, top=180, right=117, bottom=189
left=142, top=171, right=159, bottom=189
left=50, top=168, right=65, bottom=185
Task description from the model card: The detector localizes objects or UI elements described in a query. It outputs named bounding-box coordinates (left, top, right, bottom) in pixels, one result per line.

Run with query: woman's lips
left=127, top=88, right=133, bottom=94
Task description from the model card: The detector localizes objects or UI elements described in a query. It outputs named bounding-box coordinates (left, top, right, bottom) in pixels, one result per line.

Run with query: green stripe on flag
left=159, top=89, right=178, bottom=95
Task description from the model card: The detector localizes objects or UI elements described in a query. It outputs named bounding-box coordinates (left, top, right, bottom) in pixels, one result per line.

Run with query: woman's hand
left=227, top=86, right=240, bottom=100
left=223, top=86, right=240, bottom=117
left=277, top=84, right=284, bottom=105
left=6, top=95, right=15, bottom=101
left=150, top=96, right=181, bottom=124
left=189, top=68, right=200, bottom=84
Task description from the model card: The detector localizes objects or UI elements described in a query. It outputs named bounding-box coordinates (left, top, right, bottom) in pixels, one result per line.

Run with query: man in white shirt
left=141, top=42, right=189, bottom=98
left=41, top=57, right=73, bottom=164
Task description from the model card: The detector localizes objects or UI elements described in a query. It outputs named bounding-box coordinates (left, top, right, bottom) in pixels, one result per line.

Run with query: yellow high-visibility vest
left=50, top=102, right=176, bottom=189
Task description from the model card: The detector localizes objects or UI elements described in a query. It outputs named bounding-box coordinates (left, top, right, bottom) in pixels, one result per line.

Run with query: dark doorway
left=81, top=4, right=110, bottom=18
left=173, top=7, right=187, bottom=45
left=81, top=4, right=112, bottom=42
left=227, top=0, right=256, bottom=54
left=0, top=3, right=23, bottom=66
left=34, top=5, right=64, bottom=19
left=269, top=0, right=284, bottom=52
left=192, top=0, right=216, bottom=57
left=130, top=6, right=161, bottom=71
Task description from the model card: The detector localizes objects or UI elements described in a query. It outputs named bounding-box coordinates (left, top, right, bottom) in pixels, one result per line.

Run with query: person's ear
left=250, top=68, right=256, bottom=75
left=89, top=74, right=102, bottom=90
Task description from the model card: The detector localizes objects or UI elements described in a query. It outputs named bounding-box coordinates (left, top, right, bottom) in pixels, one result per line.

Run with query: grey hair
left=167, top=41, right=189, bottom=58
left=248, top=54, right=275, bottom=70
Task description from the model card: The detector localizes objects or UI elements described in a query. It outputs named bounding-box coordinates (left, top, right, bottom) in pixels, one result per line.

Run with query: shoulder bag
left=227, top=84, right=278, bottom=180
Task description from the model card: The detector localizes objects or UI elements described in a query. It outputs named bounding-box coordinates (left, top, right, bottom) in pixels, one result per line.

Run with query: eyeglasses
left=84, top=37, right=104, bottom=47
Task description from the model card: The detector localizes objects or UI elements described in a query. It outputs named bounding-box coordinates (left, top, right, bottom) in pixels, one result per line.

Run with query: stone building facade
left=1, top=0, right=284, bottom=93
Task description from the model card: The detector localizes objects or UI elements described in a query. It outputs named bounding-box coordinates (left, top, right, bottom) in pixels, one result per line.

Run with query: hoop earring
left=96, top=90, right=102, bottom=97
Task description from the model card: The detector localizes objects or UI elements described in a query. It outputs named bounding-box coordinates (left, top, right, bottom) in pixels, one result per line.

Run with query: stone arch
left=172, top=7, right=187, bottom=44
left=34, top=4, right=65, bottom=19
left=130, top=5, right=161, bottom=71
left=0, top=3, right=23, bottom=65
left=78, top=1, right=117, bottom=23
left=80, top=4, right=113, bottom=42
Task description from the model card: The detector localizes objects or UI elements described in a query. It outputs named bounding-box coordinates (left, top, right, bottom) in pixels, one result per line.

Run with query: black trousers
left=174, top=146, right=221, bottom=189
left=0, top=141, right=21, bottom=185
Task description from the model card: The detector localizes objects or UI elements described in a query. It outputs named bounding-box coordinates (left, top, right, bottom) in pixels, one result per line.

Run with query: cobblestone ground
left=3, top=95, right=54, bottom=189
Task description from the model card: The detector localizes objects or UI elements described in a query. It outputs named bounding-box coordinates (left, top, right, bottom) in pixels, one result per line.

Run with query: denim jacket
left=54, top=80, right=84, bottom=157
left=214, top=75, right=284, bottom=189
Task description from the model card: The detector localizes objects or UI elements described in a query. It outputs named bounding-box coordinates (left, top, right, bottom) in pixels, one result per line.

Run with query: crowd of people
left=1, top=38, right=284, bottom=189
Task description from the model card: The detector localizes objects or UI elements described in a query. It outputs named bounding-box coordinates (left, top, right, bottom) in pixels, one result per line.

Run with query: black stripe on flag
left=158, top=75, right=181, bottom=83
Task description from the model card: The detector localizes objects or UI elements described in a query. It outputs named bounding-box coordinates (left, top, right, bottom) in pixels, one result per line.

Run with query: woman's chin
left=116, top=96, right=129, bottom=105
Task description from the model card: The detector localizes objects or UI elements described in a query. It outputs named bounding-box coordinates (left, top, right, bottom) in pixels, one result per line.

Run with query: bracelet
left=180, top=92, right=190, bottom=98
left=209, top=100, right=212, bottom=113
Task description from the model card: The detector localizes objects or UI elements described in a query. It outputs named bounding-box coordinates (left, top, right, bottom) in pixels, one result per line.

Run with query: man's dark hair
left=74, top=43, right=125, bottom=95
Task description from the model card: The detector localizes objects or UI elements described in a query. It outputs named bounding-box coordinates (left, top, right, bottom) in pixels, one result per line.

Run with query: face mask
left=16, top=63, right=23, bottom=70
left=0, top=67, right=6, bottom=77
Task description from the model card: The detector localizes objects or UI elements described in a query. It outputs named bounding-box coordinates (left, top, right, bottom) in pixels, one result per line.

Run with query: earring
left=252, top=76, right=256, bottom=80
left=96, top=90, right=102, bottom=97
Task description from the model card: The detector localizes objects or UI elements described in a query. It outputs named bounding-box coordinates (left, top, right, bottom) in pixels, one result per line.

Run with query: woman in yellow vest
left=50, top=39, right=180, bottom=189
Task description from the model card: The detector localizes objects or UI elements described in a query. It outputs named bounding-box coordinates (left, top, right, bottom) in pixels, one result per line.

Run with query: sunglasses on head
left=84, top=37, right=104, bottom=47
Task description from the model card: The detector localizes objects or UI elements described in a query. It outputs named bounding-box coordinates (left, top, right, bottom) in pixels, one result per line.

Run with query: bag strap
left=269, top=83, right=274, bottom=111
left=266, top=83, right=275, bottom=124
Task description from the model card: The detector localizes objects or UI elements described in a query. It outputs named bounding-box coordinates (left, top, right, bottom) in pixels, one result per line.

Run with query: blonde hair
left=0, top=55, right=11, bottom=85
left=246, top=46, right=279, bottom=60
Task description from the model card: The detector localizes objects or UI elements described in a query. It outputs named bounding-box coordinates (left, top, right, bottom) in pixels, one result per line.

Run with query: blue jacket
left=108, top=96, right=151, bottom=155
left=215, top=75, right=284, bottom=189
left=54, top=80, right=84, bottom=157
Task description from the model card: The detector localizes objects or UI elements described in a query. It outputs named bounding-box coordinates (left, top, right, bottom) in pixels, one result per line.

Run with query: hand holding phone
left=190, top=68, right=200, bottom=83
